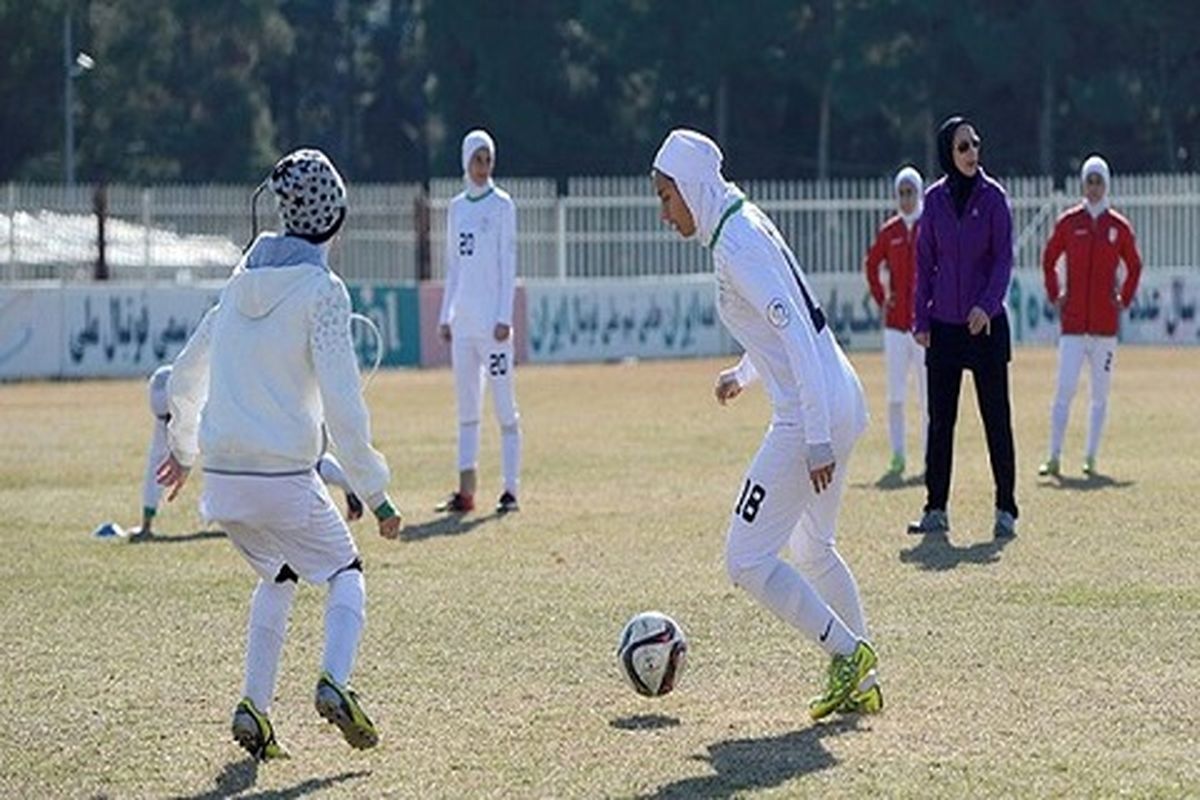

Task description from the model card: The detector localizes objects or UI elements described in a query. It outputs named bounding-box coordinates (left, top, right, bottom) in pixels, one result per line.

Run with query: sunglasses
left=897, top=187, right=916, bottom=197
left=1085, top=174, right=1106, bottom=186
left=956, top=137, right=982, bottom=154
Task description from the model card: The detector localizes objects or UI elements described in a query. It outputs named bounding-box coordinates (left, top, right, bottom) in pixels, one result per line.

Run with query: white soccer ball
left=616, top=611, right=688, bottom=697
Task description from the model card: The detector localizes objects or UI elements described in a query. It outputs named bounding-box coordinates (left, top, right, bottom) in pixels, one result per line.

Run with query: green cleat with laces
left=1083, top=456, right=1097, bottom=476
left=1038, top=457, right=1060, bottom=477
left=886, top=453, right=905, bottom=477
left=808, top=641, right=878, bottom=721
left=838, top=682, right=884, bottom=715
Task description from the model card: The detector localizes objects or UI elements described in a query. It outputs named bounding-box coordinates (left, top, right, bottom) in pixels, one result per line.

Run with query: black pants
left=924, top=311, right=1018, bottom=517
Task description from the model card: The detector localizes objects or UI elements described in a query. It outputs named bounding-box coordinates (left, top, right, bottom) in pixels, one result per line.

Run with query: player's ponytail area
left=1, top=347, right=1197, bottom=797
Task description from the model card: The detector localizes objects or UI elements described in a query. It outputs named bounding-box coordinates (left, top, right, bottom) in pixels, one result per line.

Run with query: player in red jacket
left=865, top=166, right=926, bottom=478
left=1039, top=155, right=1142, bottom=477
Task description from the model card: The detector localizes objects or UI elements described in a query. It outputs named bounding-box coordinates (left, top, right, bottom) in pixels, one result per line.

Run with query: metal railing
left=4, top=173, right=1199, bottom=284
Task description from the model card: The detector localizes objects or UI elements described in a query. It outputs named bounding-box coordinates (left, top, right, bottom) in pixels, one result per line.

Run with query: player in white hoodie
left=129, top=364, right=362, bottom=542
left=653, top=129, right=879, bottom=720
left=436, top=129, right=522, bottom=515
left=157, top=149, right=401, bottom=761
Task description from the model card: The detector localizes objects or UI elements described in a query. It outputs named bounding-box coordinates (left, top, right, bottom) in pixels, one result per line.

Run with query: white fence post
left=6, top=182, right=15, bottom=281
left=141, top=187, right=152, bottom=275
left=555, top=194, right=567, bottom=281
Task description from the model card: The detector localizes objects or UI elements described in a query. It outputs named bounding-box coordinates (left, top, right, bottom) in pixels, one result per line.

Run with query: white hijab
left=1081, top=155, right=1111, bottom=219
left=462, top=129, right=496, bottom=198
left=894, top=166, right=923, bottom=229
left=652, top=129, right=743, bottom=246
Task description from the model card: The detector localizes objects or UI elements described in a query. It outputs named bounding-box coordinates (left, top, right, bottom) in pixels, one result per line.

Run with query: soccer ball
left=616, top=611, right=688, bottom=697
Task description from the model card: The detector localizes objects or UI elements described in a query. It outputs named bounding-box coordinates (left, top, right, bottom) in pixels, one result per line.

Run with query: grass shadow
left=870, top=472, right=925, bottom=491
left=610, top=713, right=681, bottom=731
left=899, top=531, right=1013, bottom=572
left=1037, top=473, right=1135, bottom=491
left=240, top=770, right=371, bottom=799
left=129, top=529, right=227, bottom=545
left=169, top=757, right=257, bottom=800
left=641, top=717, right=860, bottom=799
left=401, top=512, right=502, bottom=542
left=170, top=758, right=369, bottom=800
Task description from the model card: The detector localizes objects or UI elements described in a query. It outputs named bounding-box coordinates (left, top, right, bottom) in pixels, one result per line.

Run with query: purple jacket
left=913, top=168, right=1013, bottom=333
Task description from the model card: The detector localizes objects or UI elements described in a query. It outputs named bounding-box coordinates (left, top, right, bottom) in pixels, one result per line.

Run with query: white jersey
left=439, top=187, right=517, bottom=339
left=713, top=200, right=867, bottom=446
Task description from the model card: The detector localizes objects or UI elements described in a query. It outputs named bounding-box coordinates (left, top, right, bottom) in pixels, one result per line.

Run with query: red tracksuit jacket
left=1042, top=205, right=1143, bottom=336
left=864, top=215, right=918, bottom=332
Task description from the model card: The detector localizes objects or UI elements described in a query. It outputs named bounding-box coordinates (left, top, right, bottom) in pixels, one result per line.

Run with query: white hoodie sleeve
left=723, top=241, right=833, bottom=448
left=439, top=201, right=459, bottom=327
left=310, top=276, right=392, bottom=511
left=496, top=196, right=517, bottom=327
left=166, top=305, right=217, bottom=468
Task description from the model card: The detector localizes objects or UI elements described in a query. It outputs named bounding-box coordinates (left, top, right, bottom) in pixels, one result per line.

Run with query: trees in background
left=2, top=0, right=1199, bottom=184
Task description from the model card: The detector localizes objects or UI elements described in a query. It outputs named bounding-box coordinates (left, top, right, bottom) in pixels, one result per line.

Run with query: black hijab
left=937, top=115, right=979, bottom=218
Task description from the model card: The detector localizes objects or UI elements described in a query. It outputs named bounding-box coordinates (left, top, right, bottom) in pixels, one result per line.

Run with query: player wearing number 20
left=652, top=129, right=879, bottom=719
left=437, top=129, right=522, bottom=515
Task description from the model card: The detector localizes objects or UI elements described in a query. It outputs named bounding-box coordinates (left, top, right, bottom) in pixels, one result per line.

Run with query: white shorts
left=201, top=471, right=359, bottom=584
left=452, top=335, right=519, bottom=427
left=725, top=423, right=857, bottom=573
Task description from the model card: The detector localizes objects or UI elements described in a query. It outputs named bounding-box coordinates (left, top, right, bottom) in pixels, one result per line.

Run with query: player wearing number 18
left=437, top=129, right=522, bottom=515
left=652, top=130, right=879, bottom=720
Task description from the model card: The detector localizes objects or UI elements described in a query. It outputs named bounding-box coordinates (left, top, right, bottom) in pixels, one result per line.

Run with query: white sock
left=798, top=547, right=868, bottom=639
left=243, top=579, right=296, bottom=712
left=738, top=558, right=858, bottom=657
left=1049, top=397, right=1070, bottom=459
left=458, top=421, right=480, bottom=474
left=500, top=424, right=521, bottom=495
left=322, top=569, right=365, bottom=686
left=1086, top=400, right=1108, bottom=460
left=887, top=402, right=905, bottom=458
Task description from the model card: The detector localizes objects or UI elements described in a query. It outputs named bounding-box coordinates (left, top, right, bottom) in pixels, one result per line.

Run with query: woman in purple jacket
left=907, top=116, right=1018, bottom=540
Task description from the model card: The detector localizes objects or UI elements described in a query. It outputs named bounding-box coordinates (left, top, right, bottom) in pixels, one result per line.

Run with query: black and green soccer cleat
left=315, top=671, right=379, bottom=750
left=231, top=698, right=289, bottom=762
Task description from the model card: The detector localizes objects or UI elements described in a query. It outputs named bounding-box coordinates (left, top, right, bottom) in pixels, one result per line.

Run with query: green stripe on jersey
left=708, top=198, right=745, bottom=249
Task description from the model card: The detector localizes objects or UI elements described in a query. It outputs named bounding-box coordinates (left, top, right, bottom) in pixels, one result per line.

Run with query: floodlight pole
left=64, top=10, right=75, bottom=187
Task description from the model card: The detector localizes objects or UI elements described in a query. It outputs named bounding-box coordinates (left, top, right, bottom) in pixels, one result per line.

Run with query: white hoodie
left=167, top=233, right=391, bottom=510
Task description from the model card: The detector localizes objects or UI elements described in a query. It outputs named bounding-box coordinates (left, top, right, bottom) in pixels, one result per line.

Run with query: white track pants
left=884, top=328, right=927, bottom=460
left=452, top=335, right=521, bottom=493
left=723, top=423, right=868, bottom=655
left=1048, top=334, right=1116, bottom=460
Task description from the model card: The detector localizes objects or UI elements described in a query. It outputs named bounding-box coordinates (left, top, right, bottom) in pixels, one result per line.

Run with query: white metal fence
left=4, top=173, right=1200, bottom=283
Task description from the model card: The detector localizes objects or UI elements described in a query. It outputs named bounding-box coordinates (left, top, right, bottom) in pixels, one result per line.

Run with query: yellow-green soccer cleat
left=808, top=641, right=878, bottom=721
left=886, top=453, right=905, bottom=477
left=1083, top=456, right=1097, bottom=476
left=1038, top=457, right=1060, bottom=477
left=315, top=671, right=379, bottom=750
left=231, top=698, right=289, bottom=761
left=838, top=682, right=884, bottom=715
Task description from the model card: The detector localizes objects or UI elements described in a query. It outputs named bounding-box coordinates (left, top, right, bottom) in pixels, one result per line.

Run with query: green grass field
left=2, top=346, right=1198, bottom=798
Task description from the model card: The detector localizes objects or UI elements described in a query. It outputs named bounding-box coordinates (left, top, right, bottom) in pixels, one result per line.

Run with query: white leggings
left=1049, top=334, right=1116, bottom=460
